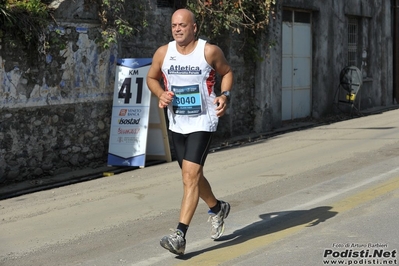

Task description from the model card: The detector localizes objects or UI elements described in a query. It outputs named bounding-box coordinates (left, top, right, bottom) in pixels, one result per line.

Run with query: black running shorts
left=171, top=131, right=213, bottom=168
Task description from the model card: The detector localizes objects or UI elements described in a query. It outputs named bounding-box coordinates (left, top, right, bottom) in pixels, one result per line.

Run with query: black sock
left=210, top=200, right=221, bottom=214
left=177, top=222, right=189, bottom=238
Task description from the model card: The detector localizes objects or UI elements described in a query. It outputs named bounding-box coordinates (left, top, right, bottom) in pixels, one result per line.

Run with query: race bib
left=171, top=85, right=202, bottom=115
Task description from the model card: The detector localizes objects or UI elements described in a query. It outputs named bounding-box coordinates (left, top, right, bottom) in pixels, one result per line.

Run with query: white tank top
left=161, top=39, right=218, bottom=134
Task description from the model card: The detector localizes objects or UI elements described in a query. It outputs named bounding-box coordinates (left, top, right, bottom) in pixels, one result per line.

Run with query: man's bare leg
left=160, top=159, right=229, bottom=255
left=179, top=159, right=218, bottom=225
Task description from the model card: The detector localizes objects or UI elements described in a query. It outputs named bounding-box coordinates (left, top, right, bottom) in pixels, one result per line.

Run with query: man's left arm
left=207, top=44, right=234, bottom=117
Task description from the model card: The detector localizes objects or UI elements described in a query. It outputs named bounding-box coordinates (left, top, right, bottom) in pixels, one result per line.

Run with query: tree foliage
left=0, top=0, right=51, bottom=47
left=0, top=0, right=277, bottom=51
left=186, top=0, right=276, bottom=39
left=96, top=0, right=277, bottom=48
left=96, top=0, right=148, bottom=49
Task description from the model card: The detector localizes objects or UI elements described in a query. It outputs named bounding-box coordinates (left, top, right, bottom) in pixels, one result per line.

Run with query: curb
left=1, top=105, right=398, bottom=200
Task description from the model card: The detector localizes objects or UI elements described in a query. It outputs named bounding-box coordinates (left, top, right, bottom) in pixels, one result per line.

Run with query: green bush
left=0, top=0, right=50, bottom=49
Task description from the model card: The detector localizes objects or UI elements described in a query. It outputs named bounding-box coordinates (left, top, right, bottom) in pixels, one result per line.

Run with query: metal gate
left=282, top=10, right=312, bottom=120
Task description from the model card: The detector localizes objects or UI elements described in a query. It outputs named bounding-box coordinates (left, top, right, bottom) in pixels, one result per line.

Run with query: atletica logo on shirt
left=168, top=65, right=202, bottom=75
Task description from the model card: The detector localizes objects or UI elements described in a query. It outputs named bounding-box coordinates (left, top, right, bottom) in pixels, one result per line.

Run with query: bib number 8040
left=174, top=96, right=197, bottom=105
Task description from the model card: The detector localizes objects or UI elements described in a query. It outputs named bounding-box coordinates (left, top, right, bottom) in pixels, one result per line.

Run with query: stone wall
left=0, top=0, right=118, bottom=183
left=283, top=0, right=393, bottom=117
left=0, top=102, right=111, bottom=182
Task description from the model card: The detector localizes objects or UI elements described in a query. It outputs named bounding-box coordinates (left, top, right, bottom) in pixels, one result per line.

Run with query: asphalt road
left=1, top=109, right=399, bottom=266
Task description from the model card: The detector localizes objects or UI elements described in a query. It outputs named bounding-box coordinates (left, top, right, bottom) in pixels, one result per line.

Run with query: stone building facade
left=0, top=0, right=395, bottom=184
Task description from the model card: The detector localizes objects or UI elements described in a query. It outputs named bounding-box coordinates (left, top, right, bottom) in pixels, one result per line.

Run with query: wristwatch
left=220, top=91, right=231, bottom=101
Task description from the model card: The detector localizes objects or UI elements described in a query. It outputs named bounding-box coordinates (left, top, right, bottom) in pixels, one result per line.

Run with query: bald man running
left=146, top=8, right=233, bottom=255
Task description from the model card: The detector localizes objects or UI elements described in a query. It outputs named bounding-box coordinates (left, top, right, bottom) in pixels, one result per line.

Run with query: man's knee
left=181, top=161, right=203, bottom=186
left=182, top=170, right=201, bottom=185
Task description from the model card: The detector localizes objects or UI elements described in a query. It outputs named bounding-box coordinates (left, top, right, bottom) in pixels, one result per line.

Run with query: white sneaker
left=208, top=201, right=231, bottom=239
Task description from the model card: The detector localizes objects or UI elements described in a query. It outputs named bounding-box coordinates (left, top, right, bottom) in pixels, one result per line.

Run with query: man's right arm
left=147, top=46, right=166, bottom=98
left=146, top=45, right=174, bottom=108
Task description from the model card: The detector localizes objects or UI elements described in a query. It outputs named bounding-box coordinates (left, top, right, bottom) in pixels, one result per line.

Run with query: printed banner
left=107, top=58, right=152, bottom=167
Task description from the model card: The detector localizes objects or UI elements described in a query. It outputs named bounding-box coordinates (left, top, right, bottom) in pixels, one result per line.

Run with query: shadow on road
left=178, top=206, right=338, bottom=260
